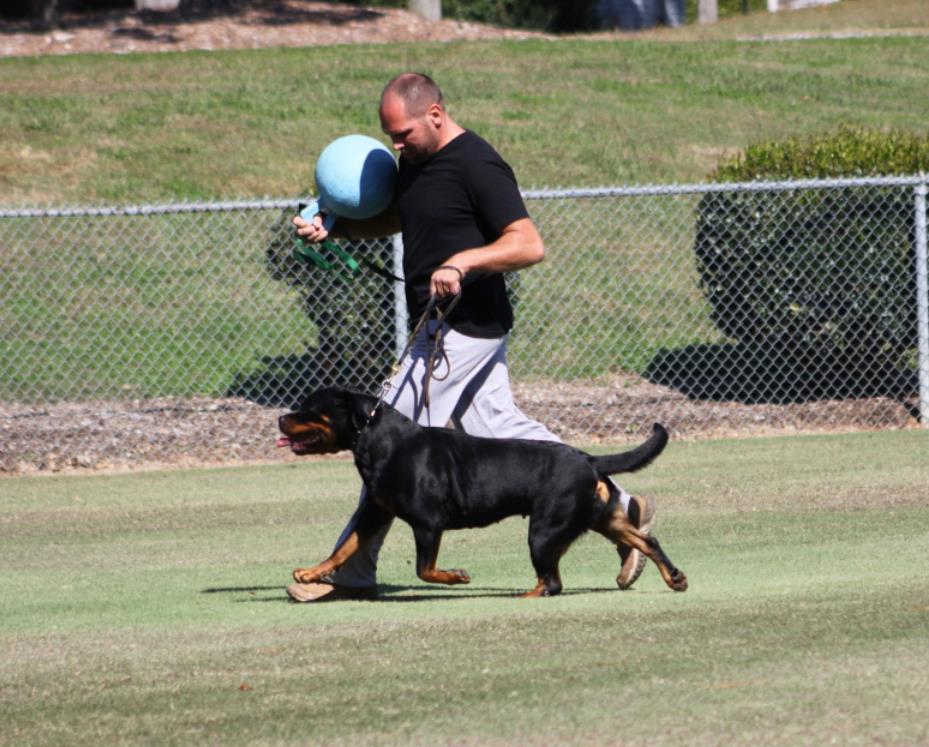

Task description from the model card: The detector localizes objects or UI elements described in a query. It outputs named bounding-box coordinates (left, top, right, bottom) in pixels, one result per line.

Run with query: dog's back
left=356, top=409, right=665, bottom=534
left=371, top=425, right=599, bottom=528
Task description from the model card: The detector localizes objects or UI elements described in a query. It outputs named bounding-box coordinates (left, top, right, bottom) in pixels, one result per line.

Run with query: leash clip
left=370, top=379, right=393, bottom=418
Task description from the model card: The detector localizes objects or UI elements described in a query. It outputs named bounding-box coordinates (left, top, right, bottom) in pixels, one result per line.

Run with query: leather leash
left=370, top=290, right=461, bottom=417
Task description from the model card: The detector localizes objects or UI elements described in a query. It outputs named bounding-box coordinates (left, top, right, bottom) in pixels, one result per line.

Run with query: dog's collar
left=351, top=400, right=382, bottom=446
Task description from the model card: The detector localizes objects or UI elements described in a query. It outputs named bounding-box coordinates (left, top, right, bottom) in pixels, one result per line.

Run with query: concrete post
left=698, top=0, right=718, bottom=24
left=409, top=0, right=441, bottom=22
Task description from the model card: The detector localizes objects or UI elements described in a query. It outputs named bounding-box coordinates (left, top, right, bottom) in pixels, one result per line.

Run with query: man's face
left=379, top=93, right=440, bottom=163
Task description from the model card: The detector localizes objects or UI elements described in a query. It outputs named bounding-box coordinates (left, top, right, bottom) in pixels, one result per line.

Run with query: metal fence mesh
left=2, top=177, right=927, bottom=443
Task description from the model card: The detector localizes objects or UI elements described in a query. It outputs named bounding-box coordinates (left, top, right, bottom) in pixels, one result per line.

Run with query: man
left=289, top=72, right=654, bottom=601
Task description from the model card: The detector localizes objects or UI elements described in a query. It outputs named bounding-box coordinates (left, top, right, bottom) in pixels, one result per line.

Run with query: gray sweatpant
left=328, top=321, right=630, bottom=587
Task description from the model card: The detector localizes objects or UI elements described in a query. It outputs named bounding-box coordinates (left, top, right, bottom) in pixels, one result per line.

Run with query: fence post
left=392, top=232, right=408, bottom=364
left=915, top=180, right=929, bottom=428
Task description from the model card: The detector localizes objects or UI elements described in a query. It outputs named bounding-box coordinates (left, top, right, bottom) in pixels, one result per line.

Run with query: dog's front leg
left=292, top=499, right=392, bottom=584
left=292, top=531, right=361, bottom=584
left=412, top=527, right=470, bottom=585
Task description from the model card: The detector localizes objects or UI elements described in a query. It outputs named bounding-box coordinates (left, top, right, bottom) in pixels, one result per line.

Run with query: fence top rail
left=2, top=175, right=927, bottom=218
left=0, top=198, right=305, bottom=219
left=523, top=175, right=929, bottom=200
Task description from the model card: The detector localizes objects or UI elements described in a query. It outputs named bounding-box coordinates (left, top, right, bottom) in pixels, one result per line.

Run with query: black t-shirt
left=396, top=130, right=530, bottom=338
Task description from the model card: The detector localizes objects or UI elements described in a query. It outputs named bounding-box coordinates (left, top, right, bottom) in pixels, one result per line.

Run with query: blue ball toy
left=304, top=134, right=397, bottom=230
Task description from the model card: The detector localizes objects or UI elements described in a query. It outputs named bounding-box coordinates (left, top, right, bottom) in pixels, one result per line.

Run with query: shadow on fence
left=227, top=349, right=391, bottom=408
left=645, top=342, right=918, bottom=406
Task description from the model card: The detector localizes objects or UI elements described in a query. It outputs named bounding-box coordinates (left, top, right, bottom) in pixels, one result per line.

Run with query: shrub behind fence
left=1, top=176, right=926, bottom=440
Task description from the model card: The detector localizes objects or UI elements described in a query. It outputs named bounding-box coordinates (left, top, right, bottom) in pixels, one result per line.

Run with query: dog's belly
left=387, top=491, right=531, bottom=531
left=443, top=505, right=529, bottom=530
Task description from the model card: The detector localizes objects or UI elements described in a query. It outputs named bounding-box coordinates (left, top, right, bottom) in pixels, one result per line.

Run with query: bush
left=441, top=0, right=596, bottom=31
left=693, top=127, right=929, bottom=393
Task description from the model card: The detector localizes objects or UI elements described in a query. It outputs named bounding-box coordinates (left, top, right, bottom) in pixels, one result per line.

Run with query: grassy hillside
left=1, top=26, right=928, bottom=203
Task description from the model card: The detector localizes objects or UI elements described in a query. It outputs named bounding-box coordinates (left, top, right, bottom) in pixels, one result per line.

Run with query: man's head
left=379, top=72, right=453, bottom=163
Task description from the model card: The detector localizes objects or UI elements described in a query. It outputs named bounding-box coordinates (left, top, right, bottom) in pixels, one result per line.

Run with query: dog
left=278, top=387, right=687, bottom=597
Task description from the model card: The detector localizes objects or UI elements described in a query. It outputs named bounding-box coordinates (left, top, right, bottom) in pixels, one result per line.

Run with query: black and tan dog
left=278, top=387, right=687, bottom=597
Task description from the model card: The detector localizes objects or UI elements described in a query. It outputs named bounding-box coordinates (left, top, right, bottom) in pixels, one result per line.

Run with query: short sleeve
left=467, top=151, right=530, bottom=235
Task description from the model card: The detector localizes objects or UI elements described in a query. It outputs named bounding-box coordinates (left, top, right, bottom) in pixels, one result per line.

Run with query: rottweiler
left=278, top=387, right=687, bottom=597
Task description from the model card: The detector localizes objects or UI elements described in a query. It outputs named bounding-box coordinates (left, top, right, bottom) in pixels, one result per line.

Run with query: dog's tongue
left=276, top=437, right=292, bottom=449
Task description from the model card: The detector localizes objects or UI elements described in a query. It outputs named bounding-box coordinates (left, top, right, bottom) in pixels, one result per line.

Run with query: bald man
left=289, top=73, right=655, bottom=601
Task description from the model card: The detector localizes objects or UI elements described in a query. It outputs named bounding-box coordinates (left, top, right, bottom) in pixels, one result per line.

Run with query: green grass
left=2, top=429, right=928, bottom=745
left=0, top=209, right=314, bottom=399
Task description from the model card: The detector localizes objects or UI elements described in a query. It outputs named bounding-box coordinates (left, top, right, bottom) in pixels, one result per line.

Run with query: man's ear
left=426, top=102, right=444, bottom=129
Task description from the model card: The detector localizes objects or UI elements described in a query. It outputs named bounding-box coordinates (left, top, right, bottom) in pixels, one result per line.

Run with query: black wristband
left=437, top=265, right=464, bottom=280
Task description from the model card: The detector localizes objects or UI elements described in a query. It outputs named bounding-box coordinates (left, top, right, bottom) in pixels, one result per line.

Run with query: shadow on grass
left=645, top=341, right=917, bottom=407
left=1, top=1, right=383, bottom=33
left=202, top=583, right=624, bottom=602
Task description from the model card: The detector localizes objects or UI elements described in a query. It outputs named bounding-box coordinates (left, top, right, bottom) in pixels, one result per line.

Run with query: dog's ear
left=349, top=392, right=376, bottom=431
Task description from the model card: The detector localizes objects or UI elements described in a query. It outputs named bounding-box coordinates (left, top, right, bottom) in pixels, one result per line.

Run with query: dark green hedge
left=341, top=0, right=764, bottom=31
left=693, top=127, right=929, bottom=390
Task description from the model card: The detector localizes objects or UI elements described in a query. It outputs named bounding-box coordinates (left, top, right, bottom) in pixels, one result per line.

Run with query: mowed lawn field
left=2, top=429, right=928, bottom=746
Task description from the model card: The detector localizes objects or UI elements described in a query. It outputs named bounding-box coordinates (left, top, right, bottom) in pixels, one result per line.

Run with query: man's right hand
left=292, top=212, right=330, bottom=244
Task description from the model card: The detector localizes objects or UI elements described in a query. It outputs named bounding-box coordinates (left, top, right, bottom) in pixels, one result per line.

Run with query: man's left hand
left=429, top=265, right=464, bottom=298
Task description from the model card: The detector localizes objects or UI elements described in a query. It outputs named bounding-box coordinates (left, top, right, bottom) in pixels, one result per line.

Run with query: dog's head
left=277, top=387, right=376, bottom=455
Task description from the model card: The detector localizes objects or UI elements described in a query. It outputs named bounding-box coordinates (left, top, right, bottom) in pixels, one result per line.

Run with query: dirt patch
left=0, top=376, right=918, bottom=476
left=0, top=0, right=546, bottom=57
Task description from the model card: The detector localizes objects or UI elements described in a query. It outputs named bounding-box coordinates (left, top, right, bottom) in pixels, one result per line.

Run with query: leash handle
left=292, top=201, right=361, bottom=281
left=299, top=199, right=337, bottom=234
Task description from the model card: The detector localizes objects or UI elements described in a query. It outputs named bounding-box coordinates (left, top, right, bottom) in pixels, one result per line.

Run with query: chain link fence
left=1, top=176, right=927, bottom=443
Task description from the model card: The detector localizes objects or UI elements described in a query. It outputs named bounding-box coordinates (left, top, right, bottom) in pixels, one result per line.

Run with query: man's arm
left=292, top=203, right=401, bottom=244
left=429, top=217, right=545, bottom=298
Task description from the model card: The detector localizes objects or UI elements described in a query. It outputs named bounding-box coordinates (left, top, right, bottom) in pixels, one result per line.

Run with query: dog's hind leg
left=594, top=507, right=688, bottom=592
left=412, top=527, right=471, bottom=585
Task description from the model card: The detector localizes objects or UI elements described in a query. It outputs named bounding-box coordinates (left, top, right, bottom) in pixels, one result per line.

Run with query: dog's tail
left=589, top=423, right=669, bottom=475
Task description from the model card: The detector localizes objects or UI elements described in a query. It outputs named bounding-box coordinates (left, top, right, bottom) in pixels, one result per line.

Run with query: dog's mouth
left=276, top=418, right=337, bottom=454
left=276, top=433, right=322, bottom=455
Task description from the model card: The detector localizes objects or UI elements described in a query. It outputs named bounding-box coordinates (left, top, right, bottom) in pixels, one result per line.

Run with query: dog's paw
left=449, top=568, right=470, bottom=584
left=436, top=568, right=470, bottom=584
left=670, top=571, right=688, bottom=592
